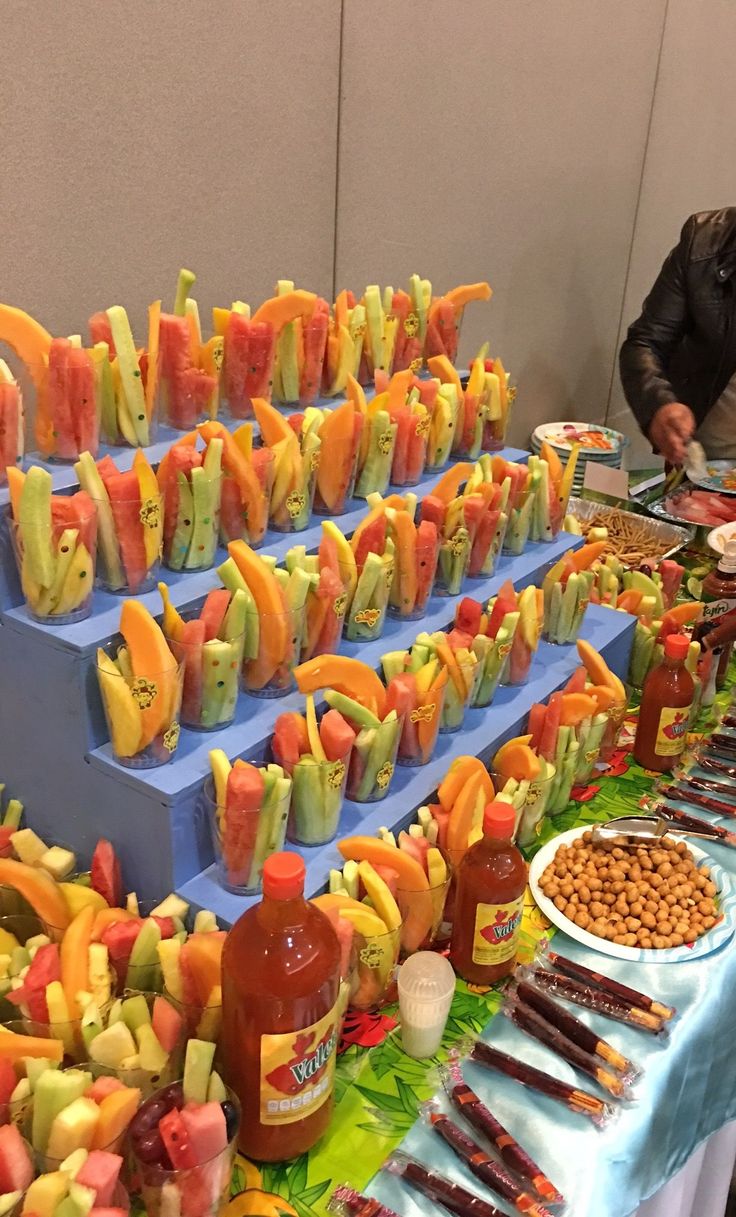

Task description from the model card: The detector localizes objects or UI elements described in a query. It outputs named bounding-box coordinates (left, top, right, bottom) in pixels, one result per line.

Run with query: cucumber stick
left=106, top=306, right=149, bottom=446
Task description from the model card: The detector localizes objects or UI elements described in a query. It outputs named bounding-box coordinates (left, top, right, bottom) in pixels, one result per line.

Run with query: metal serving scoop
left=591, top=812, right=721, bottom=847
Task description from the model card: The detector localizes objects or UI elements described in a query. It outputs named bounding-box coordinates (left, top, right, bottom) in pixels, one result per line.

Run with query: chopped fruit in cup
left=401, top=633, right=478, bottom=734
left=252, top=397, right=318, bottom=532
left=272, top=697, right=354, bottom=846
left=220, top=541, right=295, bottom=697
left=423, top=282, right=492, bottom=365
left=322, top=291, right=366, bottom=398
left=196, top=420, right=272, bottom=549
left=491, top=737, right=556, bottom=846
left=420, top=468, right=474, bottom=596
left=272, top=286, right=329, bottom=407
left=371, top=830, right=451, bottom=955
left=352, top=380, right=398, bottom=499
left=156, top=436, right=222, bottom=572
left=326, top=509, right=394, bottom=643
left=525, top=685, right=608, bottom=813
left=82, top=993, right=184, bottom=1097
left=206, top=751, right=291, bottom=894
left=74, top=449, right=162, bottom=595
left=0, top=359, right=24, bottom=487
left=288, top=401, right=363, bottom=516
left=451, top=595, right=519, bottom=706
left=374, top=368, right=431, bottom=487
left=282, top=531, right=347, bottom=662
left=485, top=581, right=543, bottom=686
left=364, top=491, right=440, bottom=621
left=539, top=438, right=581, bottom=527
left=23, top=1144, right=128, bottom=1217
left=542, top=544, right=604, bottom=644
left=220, top=289, right=316, bottom=416
left=294, top=657, right=402, bottom=802
left=355, top=285, right=402, bottom=385
left=129, top=1040, right=239, bottom=1217
left=158, top=920, right=223, bottom=1044
left=451, top=356, right=486, bottom=460
left=425, top=380, right=458, bottom=472
left=380, top=650, right=448, bottom=766
left=455, top=461, right=510, bottom=578
left=7, top=466, right=97, bottom=623
left=588, top=557, right=687, bottom=615
left=0, top=1120, right=33, bottom=1209
left=155, top=270, right=220, bottom=430
left=159, top=586, right=245, bottom=731
left=30, top=1062, right=140, bottom=1164
left=96, top=602, right=183, bottom=768
left=389, top=278, right=427, bottom=373
left=314, top=855, right=402, bottom=1006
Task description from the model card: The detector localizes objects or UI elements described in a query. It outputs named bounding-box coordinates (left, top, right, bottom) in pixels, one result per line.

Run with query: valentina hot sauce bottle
left=221, top=852, right=342, bottom=1162
left=634, top=633, right=694, bottom=773
left=693, top=539, right=736, bottom=689
left=450, top=800, right=526, bottom=986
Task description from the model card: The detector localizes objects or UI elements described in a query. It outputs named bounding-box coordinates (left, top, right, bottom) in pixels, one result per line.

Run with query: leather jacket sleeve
left=619, top=215, right=695, bottom=435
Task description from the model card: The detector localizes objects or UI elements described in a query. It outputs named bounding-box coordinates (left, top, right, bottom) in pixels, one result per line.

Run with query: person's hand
left=649, top=402, right=696, bottom=466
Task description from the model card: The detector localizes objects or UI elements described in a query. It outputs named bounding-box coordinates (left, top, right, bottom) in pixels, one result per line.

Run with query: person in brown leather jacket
left=620, top=208, right=736, bottom=466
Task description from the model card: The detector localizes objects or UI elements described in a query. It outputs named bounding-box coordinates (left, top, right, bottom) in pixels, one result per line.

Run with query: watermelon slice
left=101, top=919, right=142, bottom=987
left=300, top=308, right=329, bottom=405
left=86, top=1076, right=126, bottom=1104
left=415, top=519, right=439, bottom=611
left=88, top=313, right=116, bottom=354
left=391, top=409, right=411, bottom=485
left=538, top=692, right=562, bottom=762
left=222, top=763, right=265, bottom=886
left=468, top=506, right=500, bottom=576
left=352, top=514, right=386, bottom=571
left=420, top=495, right=446, bottom=529
left=272, top=712, right=308, bottom=773
left=318, top=709, right=356, bottom=762
left=0, top=1123, right=33, bottom=1194
left=455, top=597, right=483, bottom=637
left=218, top=475, right=247, bottom=544
left=76, top=1150, right=123, bottom=1207
left=47, top=337, right=77, bottom=459
left=179, top=1101, right=228, bottom=1161
left=527, top=703, right=547, bottom=753
left=199, top=590, right=230, bottom=642
left=386, top=672, right=419, bottom=759
left=68, top=347, right=99, bottom=456
left=223, top=314, right=253, bottom=419
left=105, top=469, right=148, bottom=593
left=486, top=585, right=518, bottom=638
left=179, top=618, right=206, bottom=725
left=161, top=445, right=203, bottom=553
left=159, top=314, right=196, bottom=429
left=405, top=412, right=428, bottom=484
left=152, top=996, right=184, bottom=1055
left=244, top=322, right=275, bottom=401
left=90, top=839, right=122, bottom=908
left=0, top=380, right=23, bottom=481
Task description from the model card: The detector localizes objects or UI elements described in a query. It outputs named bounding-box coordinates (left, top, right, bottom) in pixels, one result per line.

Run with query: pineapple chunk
left=157, top=939, right=184, bottom=1002
left=39, top=847, right=76, bottom=881
left=10, top=828, right=48, bottom=864
left=87, top=944, right=111, bottom=1008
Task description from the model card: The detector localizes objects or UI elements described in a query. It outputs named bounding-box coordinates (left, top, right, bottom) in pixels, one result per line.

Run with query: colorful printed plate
left=532, top=422, right=624, bottom=456
left=529, top=825, right=736, bottom=963
left=690, top=461, right=736, bottom=495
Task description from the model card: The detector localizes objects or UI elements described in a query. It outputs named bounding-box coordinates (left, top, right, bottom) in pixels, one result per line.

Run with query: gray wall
left=2, top=1, right=733, bottom=456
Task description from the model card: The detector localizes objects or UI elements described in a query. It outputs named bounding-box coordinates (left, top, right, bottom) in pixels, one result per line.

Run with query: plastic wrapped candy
left=515, top=979, right=639, bottom=1080
left=383, top=1152, right=506, bottom=1217
left=460, top=1041, right=615, bottom=1125
left=524, top=967, right=665, bottom=1036
left=540, top=943, right=675, bottom=1021
left=328, top=1186, right=403, bottom=1217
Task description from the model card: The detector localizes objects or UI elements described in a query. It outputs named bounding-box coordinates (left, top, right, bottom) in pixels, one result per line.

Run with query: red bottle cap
left=664, top=634, right=690, bottom=661
left=262, top=852, right=305, bottom=900
left=483, top=801, right=516, bottom=839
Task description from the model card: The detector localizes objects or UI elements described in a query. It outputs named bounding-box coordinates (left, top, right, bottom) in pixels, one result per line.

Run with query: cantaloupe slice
left=251, top=397, right=298, bottom=449
left=198, top=421, right=267, bottom=541
left=586, top=684, right=618, bottom=713
left=90, top=1086, right=142, bottom=1150
left=571, top=541, right=608, bottom=572
left=559, top=692, right=598, bottom=727
left=0, top=304, right=53, bottom=389
left=227, top=541, right=291, bottom=689
left=446, top=770, right=487, bottom=855
left=426, top=354, right=464, bottom=407
left=493, top=739, right=541, bottom=781
left=437, top=756, right=495, bottom=812
left=540, top=440, right=563, bottom=488
left=576, top=639, right=626, bottom=700
left=119, top=600, right=179, bottom=747
left=385, top=368, right=414, bottom=413
left=60, top=905, right=94, bottom=1019
left=430, top=461, right=474, bottom=504
left=0, top=858, right=70, bottom=934
left=251, top=290, right=317, bottom=331
left=0, top=1030, right=63, bottom=1063
left=337, top=836, right=429, bottom=892
left=6, top=466, right=24, bottom=521
left=346, top=375, right=367, bottom=412
left=295, top=655, right=386, bottom=719
left=444, top=282, right=493, bottom=311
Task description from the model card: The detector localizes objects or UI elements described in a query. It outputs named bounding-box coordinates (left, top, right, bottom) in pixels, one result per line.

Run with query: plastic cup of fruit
left=92, top=490, right=163, bottom=597
left=0, top=914, right=45, bottom=1021
left=341, top=560, right=390, bottom=644
left=286, top=754, right=350, bottom=847
left=387, top=540, right=440, bottom=622
left=204, top=777, right=291, bottom=896
left=130, top=1081, right=240, bottom=1217
left=439, top=656, right=479, bottom=734
left=433, top=530, right=471, bottom=598
left=162, top=474, right=222, bottom=573
left=2, top=1017, right=84, bottom=1067
left=345, top=716, right=403, bottom=803
left=481, top=413, right=509, bottom=454
left=268, top=453, right=318, bottom=534
left=218, top=455, right=274, bottom=551
left=87, top=996, right=184, bottom=1100
left=313, top=434, right=360, bottom=517
left=348, top=922, right=402, bottom=1011
left=598, top=696, right=628, bottom=764
left=542, top=594, right=590, bottom=646
left=396, top=871, right=452, bottom=957
left=9, top=512, right=98, bottom=626
left=396, top=686, right=446, bottom=767
left=391, top=427, right=429, bottom=488
left=241, top=610, right=295, bottom=699
left=165, top=622, right=244, bottom=732
left=163, top=988, right=222, bottom=1045
left=97, top=650, right=185, bottom=769
left=489, top=767, right=556, bottom=848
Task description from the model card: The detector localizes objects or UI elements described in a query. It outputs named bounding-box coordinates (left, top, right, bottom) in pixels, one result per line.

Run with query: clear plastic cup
left=163, top=988, right=222, bottom=1045
left=543, top=582, right=591, bottom=645
left=434, top=528, right=471, bottom=597
left=165, top=624, right=243, bottom=732
left=350, top=923, right=402, bottom=1011
left=162, top=474, right=222, bottom=572
left=313, top=435, right=360, bottom=516
left=397, top=952, right=455, bottom=1058
left=241, top=609, right=295, bottom=698
left=204, top=776, right=290, bottom=895
left=387, top=540, right=439, bottom=621
left=439, top=656, right=479, bottom=734
left=287, top=755, right=350, bottom=847
left=10, top=507, right=97, bottom=625
left=268, top=449, right=318, bottom=533
left=598, top=697, right=628, bottom=764
left=23, top=352, right=100, bottom=463
left=92, top=490, right=163, bottom=596
left=130, top=1082, right=240, bottom=1217
left=346, top=716, right=403, bottom=803
left=342, top=558, right=391, bottom=643
left=218, top=455, right=274, bottom=550
left=158, top=333, right=221, bottom=431
left=97, top=650, right=185, bottom=768
left=397, top=686, right=446, bottom=767
left=396, top=870, right=452, bottom=957
left=487, top=767, right=557, bottom=848
left=87, top=993, right=185, bottom=1099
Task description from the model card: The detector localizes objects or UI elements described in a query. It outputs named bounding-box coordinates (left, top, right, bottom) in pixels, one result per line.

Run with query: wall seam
left=331, top=0, right=346, bottom=300
left=604, top=0, right=670, bottom=425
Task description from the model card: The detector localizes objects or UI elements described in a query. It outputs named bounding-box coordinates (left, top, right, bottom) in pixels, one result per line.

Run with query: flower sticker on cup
left=450, top=534, right=469, bottom=559
left=415, top=414, right=431, bottom=438
left=286, top=491, right=306, bottom=519
left=410, top=702, right=436, bottom=725
left=360, top=941, right=385, bottom=969
left=310, top=449, right=321, bottom=473
left=327, top=760, right=346, bottom=790
left=404, top=312, right=419, bottom=338
left=378, top=430, right=394, bottom=455
left=163, top=721, right=181, bottom=753
left=333, top=592, right=347, bottom=618
left=497, top=642, right=513, bottom=659
left=375, top=761, right=394, bottom=790
left=354, top=607, right=382, bottom=629
left=212, top=339, right=225, bottom=372
left=131, top=677, right=158, bottom=710
left=139, top=498, right=161, bottom=530
left=409, top=357, right=423, bottom=374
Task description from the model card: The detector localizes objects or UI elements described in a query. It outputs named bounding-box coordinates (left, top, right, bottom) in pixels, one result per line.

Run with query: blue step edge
left=0, top=449, right=529, bottom=655
left=85, top=532, right=583, bottom=800
left=176, top=606, right=636, bottom=925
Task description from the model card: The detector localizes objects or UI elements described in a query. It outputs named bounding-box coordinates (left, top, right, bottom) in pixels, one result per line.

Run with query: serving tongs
left=591, top=812, right=734, bottom=847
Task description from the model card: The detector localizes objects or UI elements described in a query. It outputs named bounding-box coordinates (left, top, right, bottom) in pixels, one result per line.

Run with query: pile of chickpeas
left=538, top=831, right=719, bottom=949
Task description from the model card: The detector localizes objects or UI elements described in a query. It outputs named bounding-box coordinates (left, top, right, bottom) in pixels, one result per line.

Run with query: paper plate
left=708, top=521, right=736, bottom=554
left=532, top=422, right=624, bottom=456
left=690, top=460, right=736, bottom=495
left=529, top=826, right=736, bottom=963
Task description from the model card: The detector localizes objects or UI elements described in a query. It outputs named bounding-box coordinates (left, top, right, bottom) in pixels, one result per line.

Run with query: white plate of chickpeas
left=530, top=826, right=736, bottom=962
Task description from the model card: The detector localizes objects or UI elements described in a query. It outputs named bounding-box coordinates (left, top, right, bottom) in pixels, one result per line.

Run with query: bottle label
left=654, top=705, right=692, bottom=756
left=472, top=896, right=524, bottom=966
left=259, top=1000, right=340, bottom=1125
left=701, top=596, right=736, bottom=625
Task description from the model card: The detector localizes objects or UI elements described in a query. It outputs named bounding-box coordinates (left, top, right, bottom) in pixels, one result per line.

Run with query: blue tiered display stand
left=0, top=415, right=634, bottom=925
